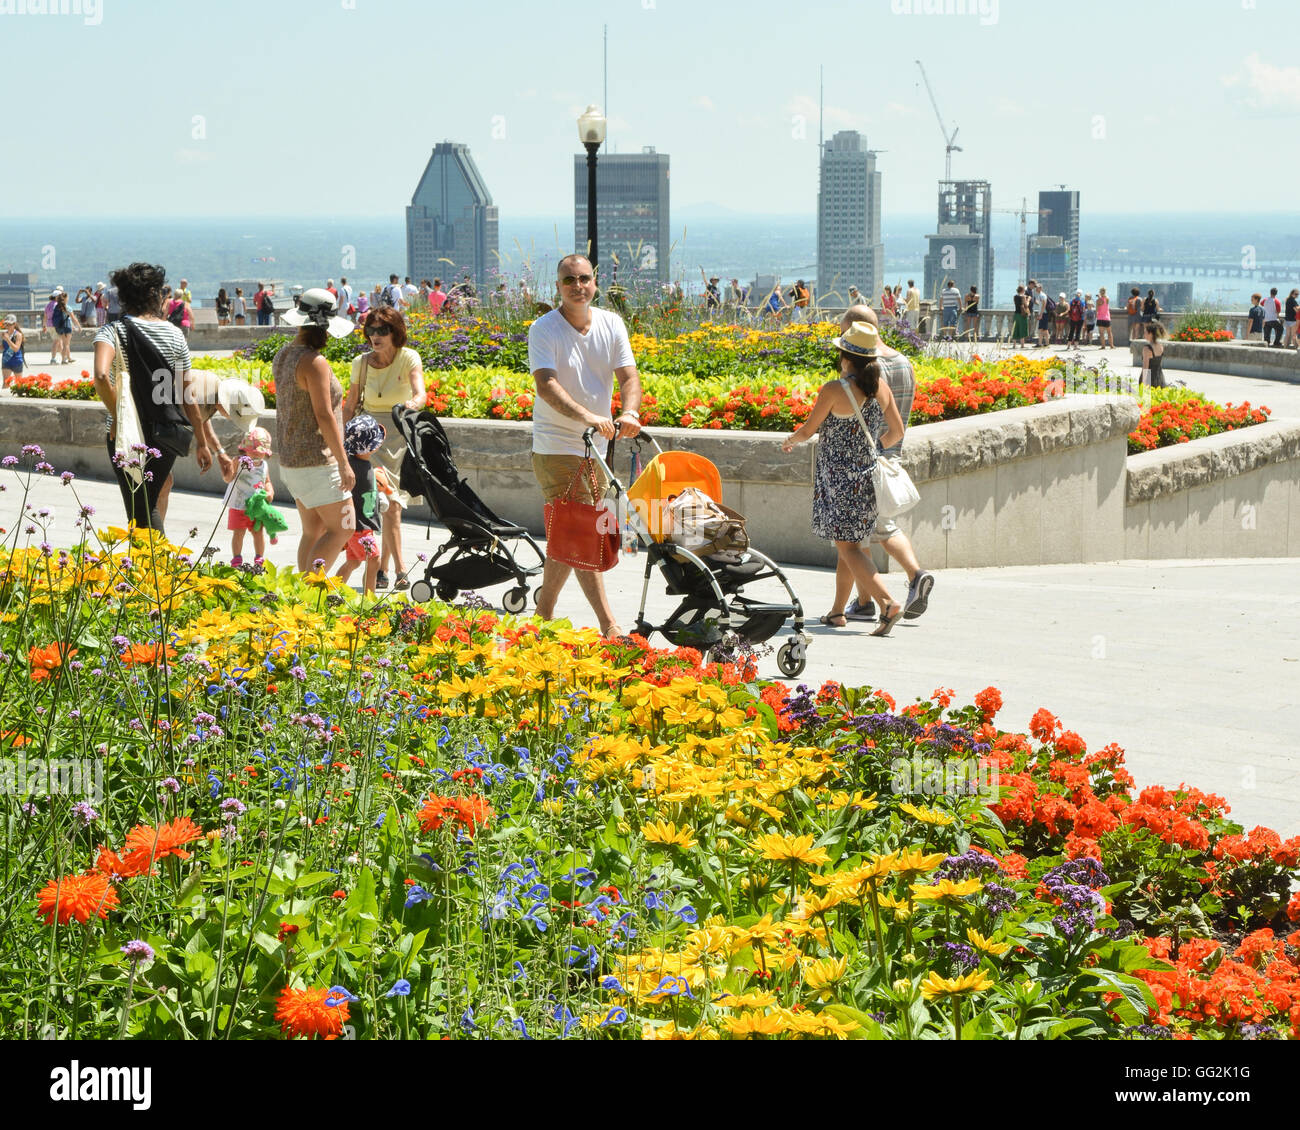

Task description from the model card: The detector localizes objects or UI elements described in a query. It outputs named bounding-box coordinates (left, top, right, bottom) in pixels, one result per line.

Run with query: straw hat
left=831, top=321, right=880, bottom=357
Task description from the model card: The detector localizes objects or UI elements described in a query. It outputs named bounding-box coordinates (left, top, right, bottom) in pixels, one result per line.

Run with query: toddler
left=337, top=414, right=386, bottom=593
left=224, top=426, right=276, bottom=565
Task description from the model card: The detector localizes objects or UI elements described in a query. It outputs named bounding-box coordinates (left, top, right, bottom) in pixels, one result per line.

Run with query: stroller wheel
left=776, top=639, right=807, bottom=678
left=501, top=586, right=528, bottom=615
left=435, top=581, right=459, bottom=603
left=409, top=579, right=433, bottom=604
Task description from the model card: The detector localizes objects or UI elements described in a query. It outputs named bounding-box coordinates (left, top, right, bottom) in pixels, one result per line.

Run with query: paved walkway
left=4, top=468, right=1297, bottom=838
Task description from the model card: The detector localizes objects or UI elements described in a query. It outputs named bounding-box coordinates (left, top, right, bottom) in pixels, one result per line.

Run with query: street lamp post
left=577, top=104, right=607, bottom=285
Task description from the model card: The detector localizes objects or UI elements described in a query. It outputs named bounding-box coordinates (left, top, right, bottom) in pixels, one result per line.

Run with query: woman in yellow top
left=342, top=306, right=426, bottom=588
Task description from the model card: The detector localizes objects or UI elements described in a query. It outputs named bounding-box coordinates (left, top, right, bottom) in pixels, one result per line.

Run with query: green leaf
left=820, top=1005, right=879, bottom=1040
left=344, top=867, right=380, bottom=942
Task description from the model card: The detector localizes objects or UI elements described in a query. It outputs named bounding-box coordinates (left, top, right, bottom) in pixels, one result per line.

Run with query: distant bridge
left=1078, top=258, right=1300, bottom=284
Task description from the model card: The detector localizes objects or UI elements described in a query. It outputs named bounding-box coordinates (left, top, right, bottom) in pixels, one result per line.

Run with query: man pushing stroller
left=528, top=253, right=642, bottom=638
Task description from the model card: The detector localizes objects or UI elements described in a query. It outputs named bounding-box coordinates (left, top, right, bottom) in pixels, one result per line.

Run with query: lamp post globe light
left=577, top=104, right=606, bottom=286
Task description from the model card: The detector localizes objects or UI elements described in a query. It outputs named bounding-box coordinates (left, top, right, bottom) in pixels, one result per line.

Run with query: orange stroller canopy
left=626, top=451, right=725, bottom=543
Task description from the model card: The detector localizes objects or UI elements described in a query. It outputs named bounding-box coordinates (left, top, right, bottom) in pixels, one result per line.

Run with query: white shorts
left=280, top=461, right=351, bottom=510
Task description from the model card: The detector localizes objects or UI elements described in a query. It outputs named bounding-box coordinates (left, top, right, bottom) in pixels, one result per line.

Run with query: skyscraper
left=573, top=146, right=670, bottom=293
left=922, top=180, right=994, bottom=302
left=817, top=131, right=883, bottom=303
left=1036, top=188, right=1080, bottom=294
left=407, top=142, right=499, bottom=295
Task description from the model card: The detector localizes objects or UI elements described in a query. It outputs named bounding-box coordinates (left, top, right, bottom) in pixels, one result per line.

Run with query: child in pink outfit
left=224, top=426, right=277, bottom=566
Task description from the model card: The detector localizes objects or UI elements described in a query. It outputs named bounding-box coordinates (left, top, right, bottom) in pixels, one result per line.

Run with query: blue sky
left=7, top=0, right=1299, bottom=218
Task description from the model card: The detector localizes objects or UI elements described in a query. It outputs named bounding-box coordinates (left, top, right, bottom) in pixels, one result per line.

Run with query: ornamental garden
left=1, top=310, right=1295, bottom=1040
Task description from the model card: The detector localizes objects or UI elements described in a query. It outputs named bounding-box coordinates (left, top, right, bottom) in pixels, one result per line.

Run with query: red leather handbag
left=543, top=462, right=619, bottom=572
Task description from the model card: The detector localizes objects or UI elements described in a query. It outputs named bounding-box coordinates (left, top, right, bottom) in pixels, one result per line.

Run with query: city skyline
left=5, top=0, right=1297, bottom=221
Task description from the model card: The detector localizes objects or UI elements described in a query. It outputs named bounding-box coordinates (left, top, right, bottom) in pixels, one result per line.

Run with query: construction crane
left=915, top=60, right=961, bottom=180
left=992, top=198, right=1052, bottom=279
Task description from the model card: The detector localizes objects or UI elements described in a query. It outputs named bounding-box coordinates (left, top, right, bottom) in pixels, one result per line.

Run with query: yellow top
left=352, top=346, right=421, bottom=416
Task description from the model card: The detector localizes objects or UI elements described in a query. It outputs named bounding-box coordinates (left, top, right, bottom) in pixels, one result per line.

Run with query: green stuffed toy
left=243, top=488, right=289, bottom=537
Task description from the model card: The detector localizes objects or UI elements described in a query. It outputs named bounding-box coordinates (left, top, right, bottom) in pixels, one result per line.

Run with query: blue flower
left=566, top=944, right=599, bottom=972
left=385, top=979, right=411, bottom=998
left=405, top=885, right=433, bottom=908
left=552, top=1004, right=580, bottom=1038
left=523, top=903, right=549, bottom=932
left=651, top=975, right=694, bottom=999
left=373, top=812, right=386, bottom=829
left=673, top=903, right=699, bottom=925
left=599, top=1008, right=628, bottom=1028
left=325, top=985, right=359, bottom=1008
left=644, top=891, right=665, bottom=911
left=601, top=975, right=626, bottom=993
left=512, top=1016, right=532, bottom=1040
left=461, top=1006, right=476, bottom=1031
left=562, top=867, right=596, bottom=888
left=522, top=882, right=551, bottom=901
left=304, top=691, right=321, bottom=706
left=510, top=961, right=526, bottom=983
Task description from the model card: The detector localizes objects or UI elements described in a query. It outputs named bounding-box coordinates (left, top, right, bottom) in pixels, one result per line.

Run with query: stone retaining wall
left=1129, top=339, right=1300, bottom=383
left=8, top=397, right=1297, bottom=566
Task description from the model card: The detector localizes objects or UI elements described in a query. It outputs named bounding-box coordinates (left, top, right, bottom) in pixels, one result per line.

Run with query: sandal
left=870, top=603, right=904, bottom=637
left=819, top=613, right=847, bottom=627
left=393, top=573, right=410, bottom=591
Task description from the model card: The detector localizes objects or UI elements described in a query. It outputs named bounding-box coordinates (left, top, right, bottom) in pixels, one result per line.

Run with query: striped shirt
left=877, top=350, right=914, bottom=457
left=93, top=316, right=192, bottom=431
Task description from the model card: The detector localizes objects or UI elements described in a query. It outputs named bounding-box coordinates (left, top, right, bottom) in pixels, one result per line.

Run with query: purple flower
left=121, top=940, right=155, bottom=964
left=71, top=801, right=98, bottom=826
left=21, top=444, right=45, bottom=458
left=220, top=798, right=247, bottom=817
left=161, top=777, right=180, bottom=793
left=61, top=471, right=75, bottom=484
left=1, top=456, right=17, bottom=468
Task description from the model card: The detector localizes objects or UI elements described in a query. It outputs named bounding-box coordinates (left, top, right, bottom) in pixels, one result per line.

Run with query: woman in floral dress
left=781, top=322, right=907, bottom=635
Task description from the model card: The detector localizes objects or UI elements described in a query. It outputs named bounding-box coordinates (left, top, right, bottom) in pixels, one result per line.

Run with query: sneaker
left=375, top=570, right=389, bottom=589
left=903, top=571, right=935, bottom=619
left=844, top=597, right=876, bottom=621
left=253, top=556, right=264, bottom=566
left=230, top=555, right=243, bottom=568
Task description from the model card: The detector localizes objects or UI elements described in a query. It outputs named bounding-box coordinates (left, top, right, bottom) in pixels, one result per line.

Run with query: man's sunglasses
left=366, top=326, right=392, bottom=338
left=561, top=274, right=594, bottom=286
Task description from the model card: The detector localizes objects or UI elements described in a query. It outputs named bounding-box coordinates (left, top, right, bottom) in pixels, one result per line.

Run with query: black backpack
left=167, top=302, right=186, bottom=328
left=259, top=292, right=275, bottom=315
left=119, top=319, right=192, bottom=459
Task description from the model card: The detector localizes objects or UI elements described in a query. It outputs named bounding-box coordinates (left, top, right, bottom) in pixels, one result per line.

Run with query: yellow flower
left=891, top=847, right=948, bottom=877
left=711, top=990, right=777, bottom=1010
left=642, top=821, right=698, bottom=851
left=910, top=878, right=983, bottom=904
left=819, top=790, right=879, bottom=812
left=897, top=802, right=956, bottom=827
left=920, top=968, right=995, bottom=1001
left=721, top=1010, right=787, bottom=1038
left=643, top=1021, right=720, bottom=1041
left=751, top=832, right=830, bottom=868
left=966, top=927, right=1011, bottom=956
left=799, top=1011, right=860, bottom=1039
left=803, top=956, right=848, bottom=1001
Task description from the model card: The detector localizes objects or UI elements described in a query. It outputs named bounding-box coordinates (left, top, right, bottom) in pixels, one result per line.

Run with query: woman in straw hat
left=781, top=321, right=908, bottom=636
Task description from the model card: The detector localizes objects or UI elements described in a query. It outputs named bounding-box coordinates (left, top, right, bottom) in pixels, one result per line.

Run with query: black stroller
left=391, top=406, right=544, bottom=613
left=584, top=429, right=810, bottom=677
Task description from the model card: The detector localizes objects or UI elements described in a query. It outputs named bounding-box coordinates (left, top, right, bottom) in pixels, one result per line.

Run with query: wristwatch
left=622, top=410, right=640, bottom=420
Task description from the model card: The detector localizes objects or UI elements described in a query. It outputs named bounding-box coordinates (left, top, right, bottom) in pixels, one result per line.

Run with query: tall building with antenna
left=816, top=130, right=884, bottom=303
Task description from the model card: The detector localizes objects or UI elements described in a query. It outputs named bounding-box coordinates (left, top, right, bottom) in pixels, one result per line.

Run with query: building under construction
left=922, top=179, right=994, bottom=303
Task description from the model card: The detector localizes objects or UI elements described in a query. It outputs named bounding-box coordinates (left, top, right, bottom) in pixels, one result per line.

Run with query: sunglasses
left=561, top=274, right=594, bottom=286
left=365, top=326, right=392, bottom=338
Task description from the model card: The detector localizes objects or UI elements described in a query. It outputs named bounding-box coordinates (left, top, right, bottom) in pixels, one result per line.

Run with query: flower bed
left=2, top=455, right=1297, bottom=1040
left=1128, top=389, right=1271, bottom=453
left=1172, top=328, right=1234, bottom=343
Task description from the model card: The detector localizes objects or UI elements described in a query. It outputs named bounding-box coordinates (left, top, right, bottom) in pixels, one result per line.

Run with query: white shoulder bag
left=841, top=378, right=920, bottom=519
left=112, top=322, right=147, bottom=488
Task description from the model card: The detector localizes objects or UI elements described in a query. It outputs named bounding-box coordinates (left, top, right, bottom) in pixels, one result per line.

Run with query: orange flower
left=95, top=845, right=155, bottom=879
left=449, top=794, right=493, bottom=837
left=36, top=873, right=120, bottom=925
left=274, top=986, right=351, bottom=1039
left=29, top=642, right=76, bottom=682
left=119, top=642, right=178, bottom=666
left=122, top=816, right=203, bottom=865
left=417, top=793, right=456, bottom=833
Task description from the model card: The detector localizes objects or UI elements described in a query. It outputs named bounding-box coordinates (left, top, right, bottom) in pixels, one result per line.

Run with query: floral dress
left=812, top=381, right=884, bottom=542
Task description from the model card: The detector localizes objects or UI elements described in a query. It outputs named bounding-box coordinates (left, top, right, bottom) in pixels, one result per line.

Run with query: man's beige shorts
left=871, top=515, right=900, bottom=543
left=532, top=453, right=609, bottom=505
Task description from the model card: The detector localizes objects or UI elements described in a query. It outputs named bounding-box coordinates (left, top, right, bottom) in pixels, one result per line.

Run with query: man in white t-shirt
left=529, top=253, right=642, bottom=637
left=338, top=277, right=354, bottom=317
